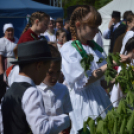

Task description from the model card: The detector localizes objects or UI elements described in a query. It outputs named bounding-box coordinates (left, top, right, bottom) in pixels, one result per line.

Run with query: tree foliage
left=62, top=0, right=112, bottom=18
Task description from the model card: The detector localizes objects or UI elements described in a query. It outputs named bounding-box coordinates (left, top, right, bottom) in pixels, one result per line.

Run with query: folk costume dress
left=18, top=28, right=39, bottom=44
left=0, top=37, right=18, bottom=70
left=60, top=40, right=112, bottom=134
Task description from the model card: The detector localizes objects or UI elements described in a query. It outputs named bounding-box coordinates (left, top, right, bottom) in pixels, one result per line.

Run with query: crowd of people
left=0, top=5, right=134, bottom=134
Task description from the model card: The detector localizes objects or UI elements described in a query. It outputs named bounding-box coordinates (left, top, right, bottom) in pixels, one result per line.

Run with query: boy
left=37, top=45, right=72, bottom=134
left=2, top=40, right=70, bottom=134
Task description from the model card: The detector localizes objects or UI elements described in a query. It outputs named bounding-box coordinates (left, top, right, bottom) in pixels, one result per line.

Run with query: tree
left=62, top=0, right=112, bottom=18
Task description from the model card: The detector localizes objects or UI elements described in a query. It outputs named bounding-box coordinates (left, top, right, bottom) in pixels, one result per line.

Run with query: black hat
left=112, top=11, right=121, bottom=18
left=11, top=40, right=56, bottom=64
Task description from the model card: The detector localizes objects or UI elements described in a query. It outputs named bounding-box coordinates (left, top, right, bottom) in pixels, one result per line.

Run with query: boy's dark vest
left=109, top=23, right=126, bottom=53
left=2, top=82, right=32, bottom=134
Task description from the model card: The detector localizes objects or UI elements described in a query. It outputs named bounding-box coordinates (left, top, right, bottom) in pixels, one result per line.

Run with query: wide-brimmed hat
left=112, top=11, right=121, bottom=18
left=11, top=40, right=56, bottom=64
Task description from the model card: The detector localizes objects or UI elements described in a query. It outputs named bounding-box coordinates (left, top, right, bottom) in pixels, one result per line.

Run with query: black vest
left=2, top=82, right=32, bottom=134
left=109, top=23, right=127, bottom=53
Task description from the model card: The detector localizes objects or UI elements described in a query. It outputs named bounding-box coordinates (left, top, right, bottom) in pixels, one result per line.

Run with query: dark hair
left=56, top=18, right=63, bottom=24
left=48, top=42, right=58, bottom=49
left=126, top=13, right=134, bottom=23
left=64, top=19, right=70, bottom=24
left=70, top=5, right=102, bottom=40
left=124, top=37, right=134, bottom=54
left=123, top=10, right=133, bottom=20
left=49, top=44, right=61, bottom=63
left=19, top=62, right=33, bottom=72
left=56, top=29, right=66, bottom=40
left=22, top=11, right=49, bottom=34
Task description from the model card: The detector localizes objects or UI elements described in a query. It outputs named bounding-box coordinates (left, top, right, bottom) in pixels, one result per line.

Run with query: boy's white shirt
left=37, top=82, right=72, bottom=116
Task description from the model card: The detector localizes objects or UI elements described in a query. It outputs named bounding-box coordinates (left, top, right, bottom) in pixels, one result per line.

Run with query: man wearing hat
left=103, top=11, right=127, bottom=53
left=2, top=40, right=70, bottom=134
left=0, top=23, right=18, bottom=74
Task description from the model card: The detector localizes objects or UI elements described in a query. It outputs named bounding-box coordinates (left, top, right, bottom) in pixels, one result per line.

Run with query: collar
left=57, top=42, right=63, bottom=45
left=14, top=74, right=36, bottom=87
left=71, top=39, right=88, bottom=46
left=37, top=82, right=55, bottom=91
left=7, top=37, right=15, bottom=42
left=5, top=37, right=15, bottom=42
left=28, top=28, right=39, bottom=40
left=82, top=43, right=88, bottom=46
left=114, top=22, right=120, bottom=28
left=47, top=30, right=54, bottom=35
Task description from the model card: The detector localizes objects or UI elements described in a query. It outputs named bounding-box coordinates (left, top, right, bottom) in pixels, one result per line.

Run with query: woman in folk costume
left=60, top=5, right=130, bottom=134
left=0, top=23, right=18, bottom=75
left=110, top=36, right=134, bottom=108
left=14, top=11, right=50, bottom=57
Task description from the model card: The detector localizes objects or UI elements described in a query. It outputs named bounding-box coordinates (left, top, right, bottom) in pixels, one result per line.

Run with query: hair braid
left=70, top=7, right=83, bottom=40
left=22, top=11, right=49, bottom=34
left=69, top=5, right=101, bottom=41
left=22, top=23, right=30, bottom=34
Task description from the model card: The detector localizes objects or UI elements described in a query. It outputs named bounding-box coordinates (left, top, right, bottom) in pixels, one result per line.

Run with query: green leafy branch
left=80, top=54, right=94, bottom=76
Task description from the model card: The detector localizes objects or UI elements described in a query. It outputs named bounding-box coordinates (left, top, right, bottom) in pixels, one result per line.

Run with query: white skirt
left=69, top=80, right=112, bottom=134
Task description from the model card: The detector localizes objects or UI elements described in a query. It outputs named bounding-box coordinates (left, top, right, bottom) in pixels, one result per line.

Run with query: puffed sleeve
left=22, top=87, right=70, bottom=134
left=0, top=38, right=6, bottom=56
left=60, top=41, right=85, bottom=83
left=60, top=41, right=94, bottom=90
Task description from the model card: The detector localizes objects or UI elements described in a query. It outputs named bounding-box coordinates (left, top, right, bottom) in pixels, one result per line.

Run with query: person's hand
left=58, top=72, right=64, bottom=83
left=108, top=19, right=114, bottom=29
left=120, top=54, right=132, bottom=64
left=113, top=54, right=132, bottom=66
left=59, top=132, right=64, bottom=134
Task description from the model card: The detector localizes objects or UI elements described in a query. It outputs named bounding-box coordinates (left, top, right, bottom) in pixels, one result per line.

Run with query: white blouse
left=43, top=31, right=56, bottom=42
left=60, top=40, right=106, bottom=91
left=0, top=37, right=18, bottom=57
left=37, top=82, right=72, bottom=116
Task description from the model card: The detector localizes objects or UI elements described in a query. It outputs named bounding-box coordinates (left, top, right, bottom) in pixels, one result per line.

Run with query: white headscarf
left=3, top=23, right=14, bottom=33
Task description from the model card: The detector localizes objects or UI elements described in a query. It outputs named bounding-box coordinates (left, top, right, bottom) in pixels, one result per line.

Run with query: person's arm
left=22, top=87, right=70, bottom=134
left=101, top=79, right=115, bottom=89
left=0, top=55, right=4, bottom=75
left=85, top=64, right=107, bottom=86
left=86, top=54, right=132, bottom=86
left=102, top=19, right=114, bottom=39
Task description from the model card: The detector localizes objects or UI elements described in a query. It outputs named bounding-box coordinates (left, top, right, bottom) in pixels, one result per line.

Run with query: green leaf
left=96, top=58, right=104, bottom=64
left=126, top=91, right=134, bottom=107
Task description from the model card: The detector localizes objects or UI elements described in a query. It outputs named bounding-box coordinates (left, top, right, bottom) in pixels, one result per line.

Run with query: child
left=56, top=29, right=67, bottom=51
left=42, top=17, right=56, bottom=42
left=60, top=5, right=131, bottom=134
left=37, top=45, right=72, bottom=134
left=14, top=11, right=50, bottom=57
left=111, top=37, right=134, bottom=107
left=2, top=40, right=70, bottom=134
